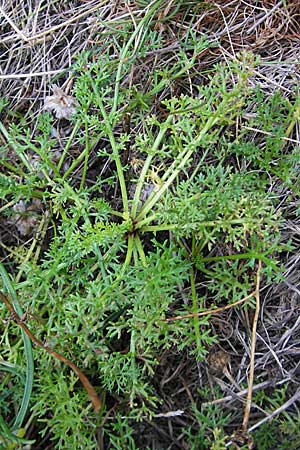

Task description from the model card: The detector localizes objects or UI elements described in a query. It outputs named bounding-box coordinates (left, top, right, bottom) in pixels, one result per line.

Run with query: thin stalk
left=92, top=84, right=128, bottom=213
left=129, top=330, right=137, bottom=408
left=137, top=216, right=268, bottom=233
left=110, top=209, right=125, bottom=218
left=1, top=160, right=25, bottom=175
left=134, top=235, right=147, bottom=266
left=62, top=132, right=101, bottom=180
left=0, top=120, right=10, bottom=140
left=92, top=244, right=107, bottom=282
left=33, top=146, right=60, bottom=179
left=135, top=214, right=160, bottom=230
left=16, top=214, right=49, bottom=283
left=133, top=245, right=139, bottom=265
left=166, top=291, right=256, bottom=323
left=7, top=147, right=35, bottom=175
left=124, top=234, right=134, bottom=267
left=160, top=148, right=190, bottom=183
left=131, top=114, right=173, bottom=217
left=57, top=119, right=81, bottom=171
left=192, top=237, right=209, bottom=256
left=201, top=251, right=275, bottom=269
left=131, top=154, right=153, bottom=216
left=0, top=198, right=19, bottom=213
left=135, top=147, right=190, bottom=214
left=136, top=115, right=218, bottom=221
left=242, top=261, right=262, bottom=431
left=79, top=122, right=90, bottom=191
left=0, top=415, right=33, bottom=446
left=141, top=224, right=178, bottom=232
left=190, top=260, right=202, bottom=359
left=136, top=148, right=192, bottom=221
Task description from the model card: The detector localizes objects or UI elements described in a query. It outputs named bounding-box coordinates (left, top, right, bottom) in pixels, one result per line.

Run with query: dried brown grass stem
left=0, top=290, right=102, bottom=413
left=242, top=260, right=262, bottom=431
left=165, top=292, right=256, bottom=322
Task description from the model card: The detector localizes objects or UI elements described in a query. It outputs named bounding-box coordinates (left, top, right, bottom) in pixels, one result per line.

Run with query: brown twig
left=0, top=291, right=102, bottom=413
left=165, top=292, right=256, bottom=322
left=202, top=378, right=290, bottom=408
left=242, top=260, right=262, bottom=431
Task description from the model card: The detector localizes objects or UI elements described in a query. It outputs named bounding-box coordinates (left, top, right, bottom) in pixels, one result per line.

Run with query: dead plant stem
left=165, top=292, right=255, bottom=322
left=242, top=260, right=262, bottom=430
left=0, top=291, right=101, bottom=413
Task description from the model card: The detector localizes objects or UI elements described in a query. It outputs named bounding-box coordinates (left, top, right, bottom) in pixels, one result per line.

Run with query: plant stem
left=62, top=134, right=100, bottom=181
left=79, top=122, right=90, bottom=191
left=190, top=263, right=201, bottom=316
left=190, top=237, right=202, bottom=359
left=131, top=114, right=173, bottom=217
left=93, top=86, right=129, bottom=214
left=141, top=224, right=178, bottom=232
left=134, top=235, right=147, bottom=266
left=242, top=261, right=262, bottom=430
left=124, top=234, right=134, bottom=267
left=201, top=251, right=276, bottom=269
left=57, top=119, right=81, bottom=172
left=136, top=115, right=218, bottom=221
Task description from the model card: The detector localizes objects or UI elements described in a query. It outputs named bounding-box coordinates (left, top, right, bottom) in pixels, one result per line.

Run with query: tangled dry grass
left=2, top=1, right=300, bottom=103
left=1, top=1, right=300, bottom=448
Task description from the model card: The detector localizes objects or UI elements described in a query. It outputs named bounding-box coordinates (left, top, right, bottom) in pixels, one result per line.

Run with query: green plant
left=184, top=403, right=230, bottom=450
left=0, top=264, right=34, bottom=449
left=0, top=20, right=294, bottom=449
left=252, top=387, right=300, bottom=450
left=104, top=414, right=138, bottom=450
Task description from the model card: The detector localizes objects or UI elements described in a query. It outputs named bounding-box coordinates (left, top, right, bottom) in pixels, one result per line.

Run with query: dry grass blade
left=0, top=5, right=29, bottom=42
left=202, top=378, right=291, bottom=408
left=242, top=260, right=262, bottom=431
left=165, top=292, right=255, bottom=322
left=249, top=389, right=300, bottom=433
